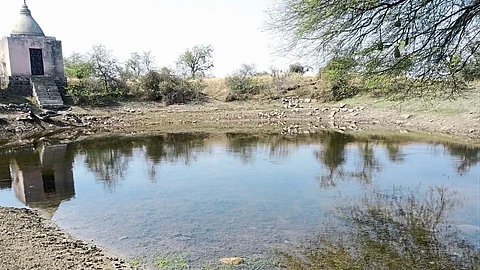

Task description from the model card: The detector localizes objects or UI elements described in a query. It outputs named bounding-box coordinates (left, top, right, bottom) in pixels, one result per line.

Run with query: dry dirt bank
left=0, top=208, right=131, bottom=270
left=1, top=94, right=479, bottom=149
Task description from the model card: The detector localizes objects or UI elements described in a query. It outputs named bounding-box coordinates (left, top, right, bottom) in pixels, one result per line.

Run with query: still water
left=0, top=132, right=479, bottom=268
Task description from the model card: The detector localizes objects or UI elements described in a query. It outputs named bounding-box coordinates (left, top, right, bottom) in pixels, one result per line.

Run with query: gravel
left=0, top=207, right=131, bottom=270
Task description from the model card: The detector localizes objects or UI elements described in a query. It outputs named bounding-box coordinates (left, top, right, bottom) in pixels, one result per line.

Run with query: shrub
left=140, top=68, right=205, bottom=105
left=225, top=64, right=260, bottom=101
left=320, top=57, right=359, bottom=101
left=289, top=63, right=309, bottom=74
left=66, top=79, right=126, bottom=106
left=461, top=55, right=480, bottom=82
left=225, top=75, right=259, bottom=101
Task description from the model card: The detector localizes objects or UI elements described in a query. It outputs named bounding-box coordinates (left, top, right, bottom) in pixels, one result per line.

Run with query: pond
left=0, top=132, right=479, bottom=269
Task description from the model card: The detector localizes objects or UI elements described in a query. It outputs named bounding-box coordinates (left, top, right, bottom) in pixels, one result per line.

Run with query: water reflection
left=72, top=133, right=480, bottom=192
left=313, top=133, right=480, bottom=189
left=7, top=144, right=74, bottom=216
left=314, top=133, right=385, bottom=188
left=0, top=155, right=12, bottom=190
left=71, top=133, right=209, bottom=187
left=143, top=133, right=208, bottom=165
left=444, top=144, right=480, bottom=174
left=0, top=132, right=478, bottom=268
left=280, top=186, right=480, bottom=269
left=2, top=132, right=479, bottom=209
left=1, top=133, right=479, bottom=210
left=76, top=139, right=135, bottom=189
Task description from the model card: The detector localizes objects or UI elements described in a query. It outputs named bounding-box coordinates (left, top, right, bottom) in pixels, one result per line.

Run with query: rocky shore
left=0, top=96, right=479, bottom=150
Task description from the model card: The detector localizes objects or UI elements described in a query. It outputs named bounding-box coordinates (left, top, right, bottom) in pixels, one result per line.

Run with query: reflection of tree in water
left=281, top=186, right=479, bottom=269
left=145, top=133, right=208, bottom=165
left=349, top=141, right=382, bottom=185
left=315, top=134, right=412, bottom=188
left=74, top=134, right=209, bottom=187
left=77, top=140, right=136, bottom=190
left=385, top=142, right=406, bottom=163
left=226, top=133, right=259, bottom=164
left=267, top=135, right=313, bottom=160
left=314, top=132, right=352, bottom=188
left=226, top=133, right=304, bottom=163
left=144, top=133, right=208, bottom=181
left=443, top=143, right=480, bottom=174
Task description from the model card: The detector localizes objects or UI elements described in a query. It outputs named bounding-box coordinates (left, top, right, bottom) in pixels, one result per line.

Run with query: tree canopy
left=176, top=45, right=214, bottom=79
left=268, top=0, right=480, bottom=78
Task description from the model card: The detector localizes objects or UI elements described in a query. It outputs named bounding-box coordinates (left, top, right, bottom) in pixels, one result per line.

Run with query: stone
left=219, top=257, right=243, bottom=265
left=31, top=77, right=65, bottom=109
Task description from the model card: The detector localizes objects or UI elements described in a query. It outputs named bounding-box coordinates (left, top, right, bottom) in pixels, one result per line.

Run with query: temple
left=0, top=1, right=66, bottom=109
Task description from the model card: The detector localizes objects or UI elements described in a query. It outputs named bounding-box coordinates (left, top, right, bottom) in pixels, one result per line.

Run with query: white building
left=0, top=1, right=65, bottom=108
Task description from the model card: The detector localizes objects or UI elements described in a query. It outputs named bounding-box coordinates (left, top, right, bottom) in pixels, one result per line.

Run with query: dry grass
left=202, top=74, right=323, bottom=102
left=202, top=78, right=228, bottom=101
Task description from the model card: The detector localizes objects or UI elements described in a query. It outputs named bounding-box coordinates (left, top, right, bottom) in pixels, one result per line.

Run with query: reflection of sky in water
left=0, top=136, right=478, bottom=267
left=0, top=190, right=24, bottom=208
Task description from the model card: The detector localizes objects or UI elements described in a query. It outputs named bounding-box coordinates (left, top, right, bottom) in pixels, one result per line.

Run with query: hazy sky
left=0, top=0, right=296, bottom=76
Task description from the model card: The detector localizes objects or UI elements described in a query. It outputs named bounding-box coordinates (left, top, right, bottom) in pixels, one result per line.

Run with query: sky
left=0, top=0, right=297, bottom=77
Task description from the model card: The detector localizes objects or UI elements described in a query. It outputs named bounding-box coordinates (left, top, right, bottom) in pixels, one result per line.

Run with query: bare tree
left=268, top=0, right=480, bottom=78
left=125, top=51, right=156, bottom=80
left=142, top=51, right=156, bottom=73
left=89, top=45, right=121, bottom=91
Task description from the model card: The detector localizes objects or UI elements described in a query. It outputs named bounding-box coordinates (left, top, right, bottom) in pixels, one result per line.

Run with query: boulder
left=219, top=257, right=243, bottom=265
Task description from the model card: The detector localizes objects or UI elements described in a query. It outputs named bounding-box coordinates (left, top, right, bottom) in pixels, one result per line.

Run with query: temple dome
left=11, top=2, right=45, bottom=36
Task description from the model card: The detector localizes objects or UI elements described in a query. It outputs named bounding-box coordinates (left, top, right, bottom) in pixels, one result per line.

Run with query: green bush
left=320, top=57, right=359, bottom=101
left=140, top=68, right=205, bottom=105
left=66, top=79, right=126, bottom=106
left=225, top=75, right=260, bottom=101
left=461, top=57, right=480, bottom=82
left=289, top=63, right=308, bottom=74
left=225, top=64, right=260, bottom=101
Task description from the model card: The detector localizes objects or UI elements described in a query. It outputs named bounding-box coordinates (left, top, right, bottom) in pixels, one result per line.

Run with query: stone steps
left=30, top=77, right=65, bottom=109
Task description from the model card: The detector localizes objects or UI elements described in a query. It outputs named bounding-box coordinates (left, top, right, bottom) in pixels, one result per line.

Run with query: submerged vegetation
left=280, top=186, right=480, bottom=270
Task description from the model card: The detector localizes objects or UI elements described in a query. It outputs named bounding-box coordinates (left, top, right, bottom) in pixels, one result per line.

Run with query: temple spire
left=11, top=0, right=45, bottom=36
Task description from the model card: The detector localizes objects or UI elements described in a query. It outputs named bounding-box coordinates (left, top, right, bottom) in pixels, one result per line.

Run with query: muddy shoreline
left=1, top=98, right=479, bottom=149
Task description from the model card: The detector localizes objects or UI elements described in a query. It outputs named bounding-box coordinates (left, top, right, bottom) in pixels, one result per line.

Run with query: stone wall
left=5, top=76, right=32, bottom=96
left=0, top=75, right=67, bottom=100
